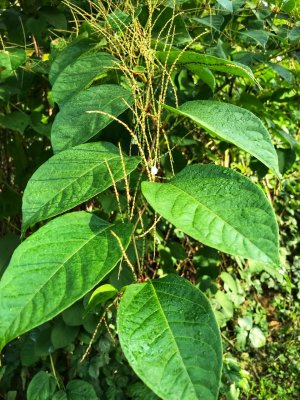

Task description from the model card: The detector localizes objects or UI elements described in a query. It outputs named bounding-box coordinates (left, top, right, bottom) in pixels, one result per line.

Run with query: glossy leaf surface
left=118, top=274, right=222, bottom=400
left=164, top=101, right=279, bottom=175
left=142, top=164, right=279, bottom=265
left=0, top=212, right=132, bottom=351
left=51, top=84, right=133, bottom=152
left=22, top=142, right=140, bottom=230
left=52, top=52, right=117, bottom=105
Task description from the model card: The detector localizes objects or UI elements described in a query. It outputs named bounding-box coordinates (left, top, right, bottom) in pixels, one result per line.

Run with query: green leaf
left=127, top=382, right=160, bottom=400
left=281, top=0, right=296, bottom=12
left=156, top=50, right=256, bottom=84
left=215, top=291, right=234, bottom=319
left=51, top=85, right=133, bottom=153
left=141, top=164, right=279, bottom=265
left=7, top=48, right=26, bottom=70
left=0, top=211, right=133, bottom=351
left=0, top=51, right=13, bottom=81
left=66, top=380, right=98, bottom=400
left=22, top=142, right=140, bottom=230
left=288, top=25, right=300, bottom=41
left=27, top=371, right=57, bottom=400
left=150, top=7, right=191, bottom=45
left=118, top=274, right=222, bottom=400
left=0, top=49, right=26, bottom=81
left=164, top=101, right=279, bottom=175
left=267, top=62, right=294, bottom=84
left=216, top=0, right=233, bottom=12
left=238, top=30, right=269, bottom=48
left=52, top=52, right=118, bottom=105
left=49, top=37, right=94, bottom=85
left=274, top=128, right=300, bottom=155
left=192, top=15, right=224, bottom=32
left=106, top=10, right=132, bottom=32
left=193, top=67, right=216, bottom=91
left=51, top=320, right=79, bottom=349
left=0, top=111, right=30, bottom=134
left=84, top=284, right=118, bottom=315
left=52, top=391, right=68, bottom=400
left=62, top=302, right=84, bottom=326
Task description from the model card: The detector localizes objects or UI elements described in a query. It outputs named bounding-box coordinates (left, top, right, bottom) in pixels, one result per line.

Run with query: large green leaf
left=0, top=211, right=133, bottom=352
left=49, top=37, right=94, bottom=85
left=22, top=142, right=140, bottom=231
left=142, top=164, right=279, bottom=265
left=164, top=101, right=280, bottom=175
left=118, top=274, right=222, bottom=400
left=156, top=51, right=256, bottom=83
left=52, top=51, right=118, bottom=105
left=51, top=85, right=133, bottom=153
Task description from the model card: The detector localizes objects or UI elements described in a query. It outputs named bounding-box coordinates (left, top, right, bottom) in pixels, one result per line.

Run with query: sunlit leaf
left=142, top=164, right=279, bottom=265
left=0, top=212, right=132, bottom=351
left=118, top=275, right=222, bottom=400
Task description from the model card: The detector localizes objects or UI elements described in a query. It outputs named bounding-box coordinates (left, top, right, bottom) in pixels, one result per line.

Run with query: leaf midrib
left=2, top=223, right=111, bottom=343
left=149, top=281, right=198, bottom=399
left=157, top=181, right=274, bottom=264
left=23, top=153, right=121, bottom=226
left=178, top=108, right=276, bottom=171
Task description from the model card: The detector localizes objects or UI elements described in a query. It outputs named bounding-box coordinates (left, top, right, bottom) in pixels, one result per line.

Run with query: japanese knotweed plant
left=0, top=1, right=280, bottom=399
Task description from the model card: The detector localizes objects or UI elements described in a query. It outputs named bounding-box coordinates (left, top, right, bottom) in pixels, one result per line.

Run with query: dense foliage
left=0, top=0, right=299, bottom=399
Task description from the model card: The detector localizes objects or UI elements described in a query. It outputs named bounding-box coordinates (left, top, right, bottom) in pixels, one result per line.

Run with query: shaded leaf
left=51, top=85, right=133, bottom=152
left=288, top=25, right=300, bottom=41
left=268, top=62, right=294, bottom=84
left=192, top=15, right=224, bottom=32
left=51, top=320, right=79, bottom=349
left=66, top=380, right=98, bottom=400
left=0, top=111, right=30, bottom=134
left=27, top=372, right=57, bottom=400
left=238, top=30, right=270, bottom=48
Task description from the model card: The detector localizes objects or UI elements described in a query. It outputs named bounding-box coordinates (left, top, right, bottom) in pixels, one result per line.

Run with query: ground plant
left=0, top=0, right=299, bottom=399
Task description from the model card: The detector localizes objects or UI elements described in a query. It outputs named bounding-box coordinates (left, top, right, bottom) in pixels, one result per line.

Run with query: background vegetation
left=0, top=0, right=299, bottom=399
